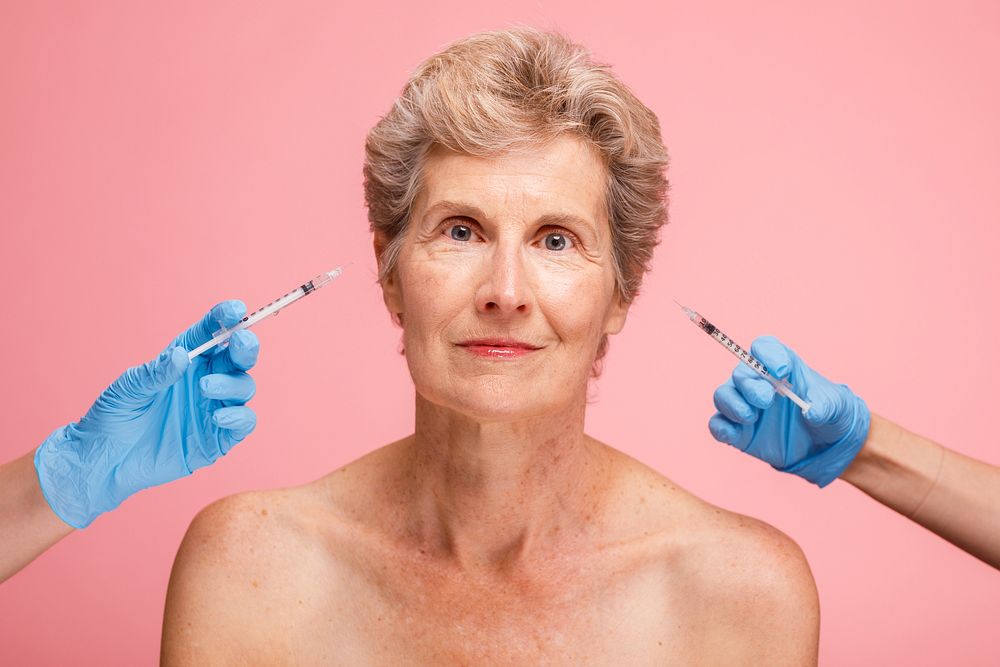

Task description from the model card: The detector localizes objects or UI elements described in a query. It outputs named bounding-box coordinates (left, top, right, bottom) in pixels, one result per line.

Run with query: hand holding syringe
left=34, top=266, right=346, bottom=530
left=677, top=300, right=871, bottom=488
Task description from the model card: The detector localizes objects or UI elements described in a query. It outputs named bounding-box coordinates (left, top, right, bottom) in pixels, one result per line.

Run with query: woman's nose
left=474, top=243, right=531, bottom=316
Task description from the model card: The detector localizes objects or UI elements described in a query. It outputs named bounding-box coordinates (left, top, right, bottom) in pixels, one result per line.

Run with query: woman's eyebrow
left=535, top=212, right=598, bottom=238
left=421, top=200, right=488, bottom=224
left=422, top=200, right=598, bottom=237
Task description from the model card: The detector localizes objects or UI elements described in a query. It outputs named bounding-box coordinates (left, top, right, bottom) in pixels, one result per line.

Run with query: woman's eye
left=441, top=224, right=574, bottom=250
left=447, top=224, right=473, bottom=242
left=543, top=232, right=573, bottom=251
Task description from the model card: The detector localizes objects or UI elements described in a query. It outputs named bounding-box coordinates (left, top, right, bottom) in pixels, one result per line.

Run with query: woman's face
left=380, top=134, right=628, bottom=420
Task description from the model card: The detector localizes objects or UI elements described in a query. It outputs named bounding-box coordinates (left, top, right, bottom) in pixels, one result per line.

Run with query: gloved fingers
left=749, top=335, right=793, bottom=379
left=212, top=406, right=256, bottom=453
left=708, top=412, right=752, bottom=449
left=732, top=362, right=776, bottom=410
left=208, top=330, right=260, bottom=374
left=176, top=300, right=247, bottom=357
left=199, top=372, right=256, bottom=404
left=713, top=383, right=759, bottom=424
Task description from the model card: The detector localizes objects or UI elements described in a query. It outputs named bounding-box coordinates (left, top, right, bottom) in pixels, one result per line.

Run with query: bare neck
left=386, top=392, right=617, bottom=577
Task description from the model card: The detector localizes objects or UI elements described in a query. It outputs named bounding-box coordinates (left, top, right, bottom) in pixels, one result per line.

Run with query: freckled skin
left=161, top=136, right=820, bottom=666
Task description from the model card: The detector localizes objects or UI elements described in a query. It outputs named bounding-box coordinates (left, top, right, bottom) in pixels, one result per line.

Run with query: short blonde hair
left=363, top=27, right=670, bottom=366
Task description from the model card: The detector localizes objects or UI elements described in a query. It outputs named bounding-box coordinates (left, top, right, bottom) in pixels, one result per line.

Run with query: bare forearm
left=0, top=449, right=74, bottom=583
left=841, top=413, right=1000, bottom=569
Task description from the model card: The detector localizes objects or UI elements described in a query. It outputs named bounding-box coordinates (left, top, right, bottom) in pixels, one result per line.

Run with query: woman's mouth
left=457, top=338, right=542, bottom=359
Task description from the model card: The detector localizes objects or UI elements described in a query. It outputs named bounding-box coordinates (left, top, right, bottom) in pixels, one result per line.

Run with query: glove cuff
left=34, top=424, right=110, bottom=529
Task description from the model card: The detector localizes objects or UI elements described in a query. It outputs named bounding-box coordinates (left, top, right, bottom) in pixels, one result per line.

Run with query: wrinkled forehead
left=413, top=136, right=610, bottom=232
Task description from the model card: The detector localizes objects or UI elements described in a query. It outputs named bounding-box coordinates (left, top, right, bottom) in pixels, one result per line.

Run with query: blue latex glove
left=34, top=301, right=259, bottom=528
left=708, top=335, right=871, bottom=487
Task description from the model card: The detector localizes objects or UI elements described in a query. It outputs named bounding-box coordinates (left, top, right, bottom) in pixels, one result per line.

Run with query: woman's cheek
left=543, top=266, right=606, bottom=313
left=405, top=271, right=468, bottom=345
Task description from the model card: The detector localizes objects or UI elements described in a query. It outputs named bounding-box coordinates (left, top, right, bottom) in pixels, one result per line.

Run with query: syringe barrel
left=187, top=266, right=343, bottom=361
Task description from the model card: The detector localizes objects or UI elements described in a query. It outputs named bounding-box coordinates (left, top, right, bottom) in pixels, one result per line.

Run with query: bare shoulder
left=676, top=500, right=819, bottom=611
left=604, top=448, right=819, bottom=664
left=159, top=443, right=397, bottom=665
left=160, top=485, right=339, bottom=665
left=678, top=503, right=820, bottom=665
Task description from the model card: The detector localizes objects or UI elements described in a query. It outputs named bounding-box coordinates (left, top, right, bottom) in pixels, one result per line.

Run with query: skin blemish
left=260, top=508, right=268, bottom=517
left=251, top=580, right=259, bottom=588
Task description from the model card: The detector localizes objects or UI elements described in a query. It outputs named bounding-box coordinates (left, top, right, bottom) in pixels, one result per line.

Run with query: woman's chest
left=290, top=549, right=696, bottom=665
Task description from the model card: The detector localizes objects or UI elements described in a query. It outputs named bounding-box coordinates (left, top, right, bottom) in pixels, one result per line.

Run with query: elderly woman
left=161, top=28, right=818, bottom=664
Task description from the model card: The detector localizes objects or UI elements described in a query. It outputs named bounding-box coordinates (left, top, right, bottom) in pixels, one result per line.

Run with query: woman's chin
left=417, top=380, right=570, bottom=422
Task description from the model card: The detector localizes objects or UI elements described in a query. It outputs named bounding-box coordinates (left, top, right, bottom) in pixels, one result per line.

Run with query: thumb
left=803, top=391, right=835, bottom=426
left=151, top=346, right=191, bottom=391
left=174, top=300, right=247, bottom=356
left=115, top=346, right=190, bottom=401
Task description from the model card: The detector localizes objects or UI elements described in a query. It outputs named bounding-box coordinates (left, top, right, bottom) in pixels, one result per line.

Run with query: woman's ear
left=373, top=231, right=404, bottom=323
left=603, top=295, right=629, bottom=336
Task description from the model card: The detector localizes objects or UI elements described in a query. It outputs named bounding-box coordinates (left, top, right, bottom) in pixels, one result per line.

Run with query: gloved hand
left=708, top=335, right=871, bottom=487
left=34, top=301, right=259, bottom=528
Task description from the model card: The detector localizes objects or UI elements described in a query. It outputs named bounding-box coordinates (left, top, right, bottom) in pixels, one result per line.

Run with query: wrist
left=3, top=447, right=74, bottom=532
left=838, top=412, right=948, bottom=518
left=840, top=412, right=899, bottom=486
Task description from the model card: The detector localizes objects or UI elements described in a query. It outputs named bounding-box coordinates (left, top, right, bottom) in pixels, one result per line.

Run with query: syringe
left=187, top=267, right=344, bottom=360
left=675, top=301, right=811, bottom=412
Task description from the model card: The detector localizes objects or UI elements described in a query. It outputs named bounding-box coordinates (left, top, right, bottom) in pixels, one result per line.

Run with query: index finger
left=209, top=329, right=260, bottom=373
left=732, top=362, right=776, bottom=410
left=749, top=335, right=793, bottom=379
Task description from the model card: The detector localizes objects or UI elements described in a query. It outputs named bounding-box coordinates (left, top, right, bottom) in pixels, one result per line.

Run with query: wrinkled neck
left=392, top=392, right=615, bottom=576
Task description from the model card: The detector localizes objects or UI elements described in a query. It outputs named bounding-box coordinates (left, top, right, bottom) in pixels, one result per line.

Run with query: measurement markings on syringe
left=700, top=318, right=770, bottom=376
left=676, top=300, right=810, bottom=411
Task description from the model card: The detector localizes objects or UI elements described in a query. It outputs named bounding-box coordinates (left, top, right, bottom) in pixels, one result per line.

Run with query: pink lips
left=458, top=338, right=542, bottom=359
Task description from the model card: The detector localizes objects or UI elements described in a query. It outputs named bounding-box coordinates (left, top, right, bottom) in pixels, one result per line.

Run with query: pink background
left=2, top=1, right=998, bottom=664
